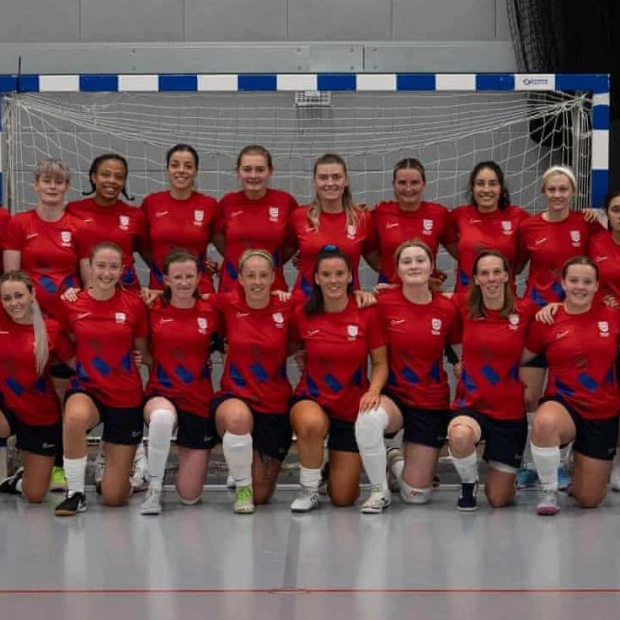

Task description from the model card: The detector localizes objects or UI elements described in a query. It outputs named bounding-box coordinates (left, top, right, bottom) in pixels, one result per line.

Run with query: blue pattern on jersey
left=272, top=250, right=280, bottom=268
left=201, top=364, right=211, bottom=380
left=250, top=362, right=269, bottom=383
left=278, top=363, right=287, bottom=378
left=61, top=274, right=77, bottom=289
left=324, top=373, right=343, bottom=394
left=122, top=266, right=134, bottom=285
left=509, top=363, right=520, bottom=381
left=551, top=280, right=565, bottom=300
left=554, top=376, right=575, bottom=397
left=152, top=262, right=164, bottom=284
left=75, top=361, right=90, bottom=382
left=301, top=275, right=312, bottom=298
left=401, top=366, right=420, bottom=385
left=605, top=366, right=615, bottom=383
left=306, top=374, right=320, bottom=399
left=429, top=360, right=442, bottom=383
left=481, top=365, right=500, bottom=385
left=175, top=364, right=194, bottom=385
left=387, top=368, right=397, bottom=386
left=6, top=377, right=24, bottom=396
left=35, top=376, right=47, bottom=393
left=229, top=362, right=247, bottom=388
left=578, top=373, right=598, bottom=393
left=39, top=275, right=58, bottom=294
left=461, top=368, right=477, bottom=393
left=351, top=366, right=363, bottom=387
left=225, top=261, right=238, bottom=282
left=156, top=365, right=173, bottom=389
left=378, top=272, right=390, bottom=284
left=530, top=287, right=546, bottom=308
left=120, top=351, right=132, bottom=371
left=458, top=269, right=470, bottom=288
left=92, top=357, right=111, bottom=376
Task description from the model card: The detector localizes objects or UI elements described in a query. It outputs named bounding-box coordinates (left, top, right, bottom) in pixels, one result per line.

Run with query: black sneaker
left=0, top=467, right=23, bottom=495
left=55, top=492, right=87, bottom=517
left=457, top=482, right=478, bottom=512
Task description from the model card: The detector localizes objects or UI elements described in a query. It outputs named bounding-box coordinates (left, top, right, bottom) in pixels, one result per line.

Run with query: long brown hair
left=467, top=250, right=515, bottom=319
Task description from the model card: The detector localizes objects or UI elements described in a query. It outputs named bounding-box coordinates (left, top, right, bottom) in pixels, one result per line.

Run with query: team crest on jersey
left=570, top=230, right=581, bottom=247
left=272, top=312, right=284, bottom=328
left=502, top=221, right=513, bottom=234
left=61, top=231, right=72, bottom=246
left=346, top=224, right=357, bottom=240
left=598, top=321, right=610, bottom=337
left=431, top=318, right=442, bottom=335
left=115, top=312, right=126, bottom=324
left=193, top=210, right=204, bottom=225
left=508, top=314, right=520, bottom=330
left=422, top=219, right=433, bottom=235
left=197, top=317, right=208, bottom=334
left=119, top=215, right=130, bottom=230
left=269, top=207, right=279, bottom=222
left=347, top=324, right=359, bottom=340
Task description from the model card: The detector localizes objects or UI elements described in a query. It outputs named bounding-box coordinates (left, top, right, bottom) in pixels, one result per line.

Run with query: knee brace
left=400, top=479, right=432, bottom=505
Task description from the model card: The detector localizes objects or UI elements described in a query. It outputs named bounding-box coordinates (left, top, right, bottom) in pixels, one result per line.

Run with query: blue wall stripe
left=0, top=75, right=17, bottom=93
left=556, top=74, right=609, bottom=93
left=238, top=74, right=277, bottom=91
left=591, top=169, right=608, bottom=208
left=476, top=74, right=515, bottom=90
left=317, top=73, right=356, bottom=91
left=158, top=74, right=198, bottom=92
left=592, top=104, right=610, bottom=131
left=16, top=75, right=40, bottom=93
left=396, top=73, right=436, bottom=91
left=80, top=74, right=119, bottom=92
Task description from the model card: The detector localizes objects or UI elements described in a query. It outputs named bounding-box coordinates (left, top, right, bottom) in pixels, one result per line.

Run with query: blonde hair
left=541, top=165, right=577, bottom=192
left=34, top=158, right=71, bottom=183
left=0, top=271, right=49, bottom=375
left=307, top=153, right=358, bottom=231
left=239, top=249, right=274, bottom=273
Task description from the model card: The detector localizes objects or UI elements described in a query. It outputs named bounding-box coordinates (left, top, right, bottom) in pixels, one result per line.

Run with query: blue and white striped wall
left=0, top=72, right=610, bottom=207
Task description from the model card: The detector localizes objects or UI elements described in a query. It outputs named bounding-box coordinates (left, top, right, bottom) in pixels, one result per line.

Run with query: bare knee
left=294, top=417, right=327, bottom=440
left=23, top=490, right=47, bottom=504
left=329, top=486, right=360, bottom=507
left=573, top=488, right=606, bottom=509
left=253, top=485, right=275, bottom=505
left=485, top=486, right=515, bottom=508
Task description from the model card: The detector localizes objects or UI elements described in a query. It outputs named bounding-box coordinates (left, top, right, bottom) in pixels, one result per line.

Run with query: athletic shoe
left=94, top=447, right=105, bottom=495
left=55, top=492, right=87, bottom=517
left=130, top=447, right=149, bottom=494
left=457, top=482, right=478, bottom=512
left=0, top=467, right=23, bottom=495
left=140, top=488, right=163, bottom=515
left=536, top=488, right=560, bottom=516
left=516, top=467, right=539, bottom=489
left=557, top=465, right=572, bottom=492
left=318, top=461, right=329, bottom=495
left=386, top=447, right=404, bottom=492
left=226, top=475, right=236, bottom=489
left=291, top=487, right=320, bottom=513
left=234, top=485, right=255, bottom=514
left=49, top=466, right=68, bottom=492
left=360, top=485, right=392, bottom=514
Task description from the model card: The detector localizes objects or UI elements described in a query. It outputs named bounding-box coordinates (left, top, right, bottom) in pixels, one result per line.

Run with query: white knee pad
left=179, top=495, right=202, bottom=506
left=355, top=407, right=389, bottom=452
left=400, top=479, right=432, bottom=505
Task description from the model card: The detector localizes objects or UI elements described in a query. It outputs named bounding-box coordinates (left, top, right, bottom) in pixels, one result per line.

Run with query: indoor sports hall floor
left=2, top=475, right=620, bottom=620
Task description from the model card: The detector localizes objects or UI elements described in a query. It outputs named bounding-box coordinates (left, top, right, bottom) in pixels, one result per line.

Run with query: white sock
left=63, top=456, right=87, bottom=494
left=531, top=443, right=560, bottom=491
left=134, top=440, right=148, bottom=466
left=299, top=466, right=321, bottom=491
left=390, top=455, right=404, bottom=481
left=355, top=407, right=389, bottom=491
left=146, top=409, right=175, bottom=491
left=222, top=432, right=253, bottom=488
left=16, top=478, right=23, bottom=494
left=451, top=451, right=478, bottom=484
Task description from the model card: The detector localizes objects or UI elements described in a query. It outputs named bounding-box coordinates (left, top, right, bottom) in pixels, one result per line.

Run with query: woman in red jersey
left=0, top=271, right=73, bottom=502
left=141, top=144, right=218, bottom=295
left=66, top=153, right=148, bottom=293
left=213, top=145, right=298, bottom=293
left=448, top=250, right=537, bottom=511
left=445, top=161, right=529, bottom=292
left=355, top=240, right=460, bottom=513
left=55, top=242, right=150, bottom=517
left=289, top=245, right=388, bottom=512
left=524, top=257, right=620, bottom=516
left=0, top=206, right=11, bottom=274
left=372, top=158, right=449, bottom=285
left=210, top=249, right=295, bottom=514
left=140, top=249, right=220, bottom=516
left=287, top=153, right=378, bottom=297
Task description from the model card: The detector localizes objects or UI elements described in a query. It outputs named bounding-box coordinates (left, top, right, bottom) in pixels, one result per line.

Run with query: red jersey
left=141, top=190, right=218, bottom=293
left=0, top=206, right=10, bottom=256
left=213, top=292, right=293, bottom=414
left=66, top=198, right=147, bottom=291
left=0, top=313, right=73, bottom=426
left=215, top=189, right=298, bottom=293
left=378, top=289, right=459, bottom=409
left=588, top=230, right=620, bottom=304
left=525, top=305, right=620, bottom=419
left=518, top=212, right=601, bottom=306
left=453, top=295, right=537, bottom=420
left=290, top=301, right=387, bottom=422
left=288, top=206, right=376, bottom=296
left=372, top=201, right=449, bottom=283
left=146, top=297, right=219, bottom=417
left=3, top=210, right=83, bottom=319
left=445, top=204, right=529, bottom=292
left=60, top=288, right=148, bottom=408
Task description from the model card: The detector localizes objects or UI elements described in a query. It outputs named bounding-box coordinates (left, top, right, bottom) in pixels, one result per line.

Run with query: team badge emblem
left=194, top=210, right=204, bottom=223
left=119, top=215, right=130, bottom=229
left=347, top=324, right=359, bottom=339
left=269, top=207, right=279, bottom=222
left=431, top=318, right=442, bottom=335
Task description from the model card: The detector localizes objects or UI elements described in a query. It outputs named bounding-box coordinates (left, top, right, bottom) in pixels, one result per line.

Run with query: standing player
left=141, top=144, right=218, bottom=295
left=372, top=158, right=449, bottom=284
left=54, top=243, right=150, bottom=516
left=355, top=240, right=460, bottom=513
left=0, top=271, right=73, bottom=502
left=289, top=246, right=388, bottom=512
left=524, top=257, right=619, bottom=515
left=448, top=250, right=536, bottom=511
left=444, top=161, right=529, bottom=292
left=140, top=249, right=220, bottom=515
left=211, top=249, right=295, bottom=513
left=214, top=145, right=298, bottom=293
left=287, top=153, right=378, bottom=297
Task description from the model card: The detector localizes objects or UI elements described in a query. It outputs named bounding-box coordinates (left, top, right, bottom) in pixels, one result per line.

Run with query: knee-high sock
left=147, top=409, right=175, bottom=491
left=222, top=432, right=253, bottom=488
left=63, top=456, right=87, bottom=494
left=451, top=450, right=478, bottom=484
left=531, top=443, right=560, bottom=491
left=355, top=407, right=389, bottom=490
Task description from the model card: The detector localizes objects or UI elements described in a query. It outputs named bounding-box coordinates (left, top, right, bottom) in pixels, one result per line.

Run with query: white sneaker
left=361, top=485, right=391, bottom=514
left=536, top=488, right=560, bottom=516
left=226, top=475, right=236, bottom=489
left=131, top=444, right=149, bottom=493
left=140, top=488, right=162, bottom=515
left=610, top=454, right=620, bottom=492
left=291, top=487, right=320, bottom=513
left=386, top=447, right=404, bottom=492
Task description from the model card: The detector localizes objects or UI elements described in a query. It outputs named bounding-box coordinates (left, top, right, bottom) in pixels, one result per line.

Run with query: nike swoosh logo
left=390, top=319, right=406, bottom=325
left=83, top=218, right=93, bottom=223
left=26, top=233, right=39, bottom=240
left=159, top=318, right=174, bottom=324
left=307, top=329, right=320, bottom=336
left=77, top=312, right=91, bottom=320
left=155, top=211, right=169, bottom=218
left=469, top=219, right=481, bottom=224
left=595, top=256, right=608, bottom=262
left=236, top=312, right=250, bottom=318
left=535, top=237, right=547, bottom=245
left=231, top=210, right=243, bottom=218
left=556, top=330, right=570, bottom=339
left=385, top=222, right=400, bottom=229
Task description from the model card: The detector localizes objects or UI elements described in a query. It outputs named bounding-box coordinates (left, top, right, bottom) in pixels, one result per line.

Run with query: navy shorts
left=522, top=352, right=547, bottom=369
left=177, top=410, right=219, bottom=450
left=2, top=407, right=62, bottom=457
left=65, top=390, right=144, bottom=446
left=384, top=391, right=449, bottom=449
left=453, top=409, right=528, bottom=470
left=49, top=362, right=75, bottom=379
left=540, top=396, right=619, bottom=461
left=211, top=394, right=292, bottom=462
